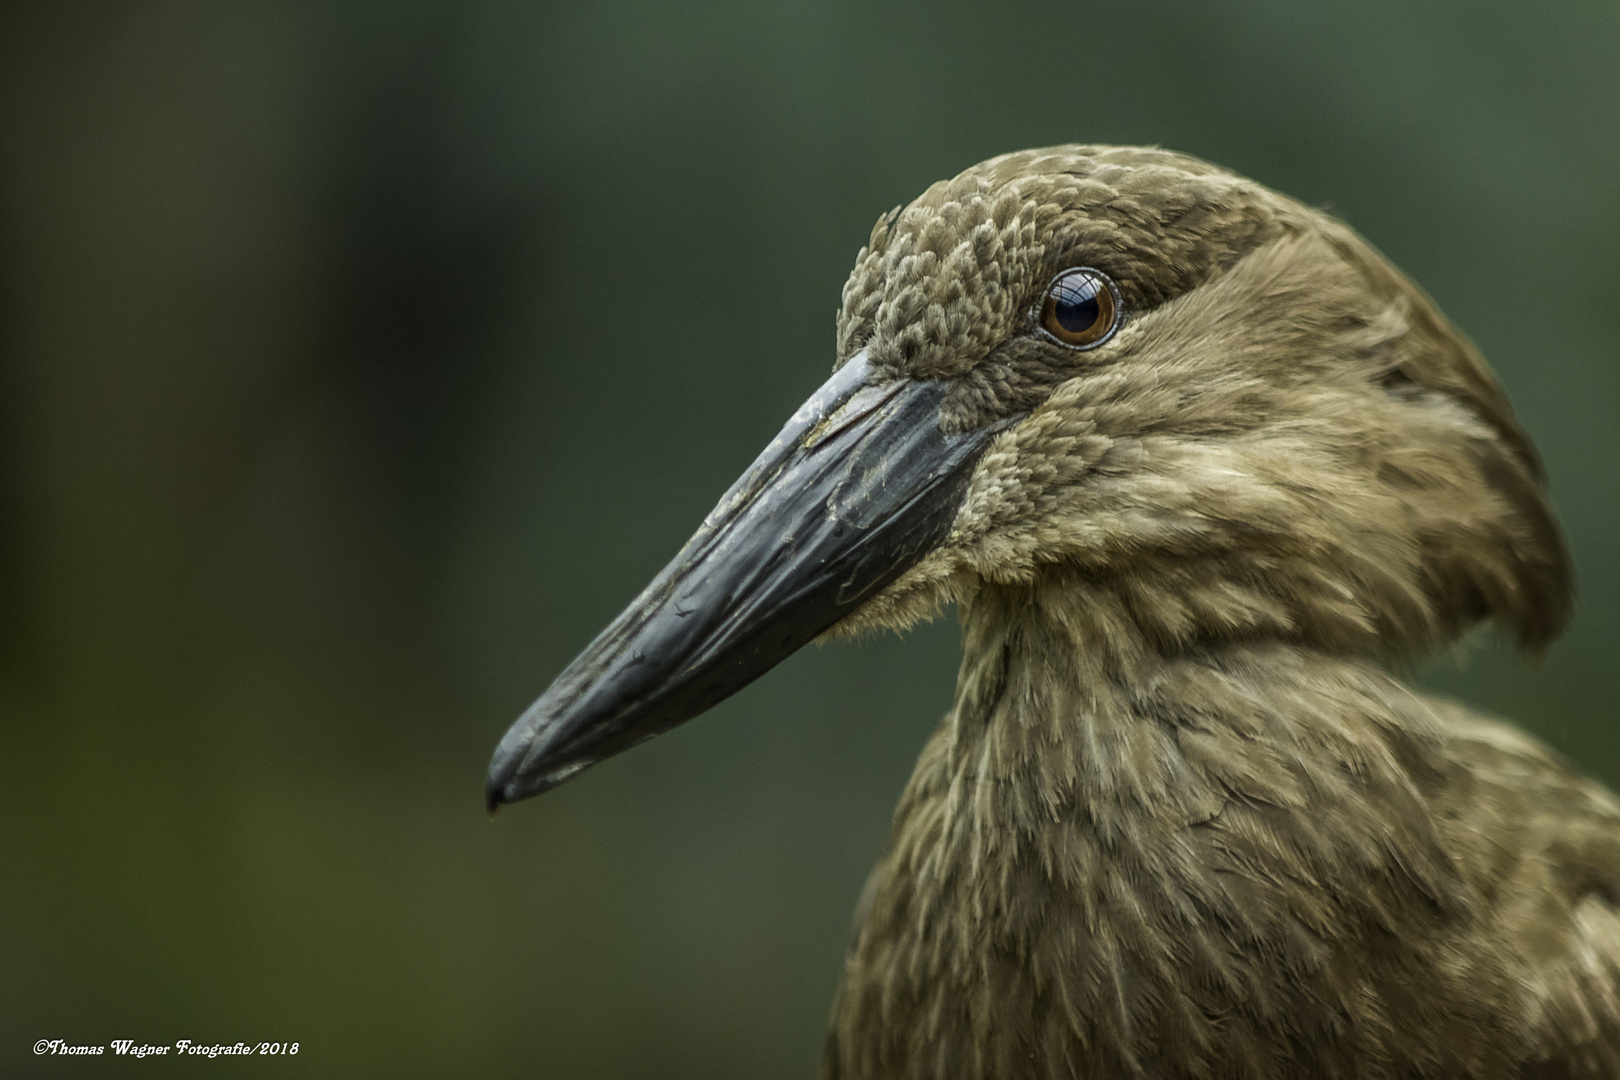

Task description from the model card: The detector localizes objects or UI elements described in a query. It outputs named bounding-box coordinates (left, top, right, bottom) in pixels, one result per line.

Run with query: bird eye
left=1039, top=268, right=1119, bottom=349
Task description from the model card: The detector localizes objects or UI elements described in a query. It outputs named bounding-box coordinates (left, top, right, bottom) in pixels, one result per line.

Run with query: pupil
left=1055, top=283, right=1099, bottom=333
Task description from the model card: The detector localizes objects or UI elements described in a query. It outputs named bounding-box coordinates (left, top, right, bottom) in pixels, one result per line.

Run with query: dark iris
left=1039, top=268, right=1119, bottom=348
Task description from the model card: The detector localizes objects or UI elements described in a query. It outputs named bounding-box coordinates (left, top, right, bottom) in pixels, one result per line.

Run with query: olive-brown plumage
left=490, top=146, right=1617, bottom=1078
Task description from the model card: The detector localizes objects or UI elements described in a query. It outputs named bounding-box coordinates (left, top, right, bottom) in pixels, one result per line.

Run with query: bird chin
left=815, top=550, right=977, bottom=642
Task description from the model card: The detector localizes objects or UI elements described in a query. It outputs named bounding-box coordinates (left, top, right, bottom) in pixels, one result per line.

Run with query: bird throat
left=943, top=575, right=1234, bottom=879
left=823, top=572, right=1485, bottom=1080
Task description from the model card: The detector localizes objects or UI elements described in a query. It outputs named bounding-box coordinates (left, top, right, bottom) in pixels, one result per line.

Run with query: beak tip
left=485, top=733, right=528, bottom=814
left=485, top=723, right=593, bottom=811
left=485, top=778, right=508, bottom=817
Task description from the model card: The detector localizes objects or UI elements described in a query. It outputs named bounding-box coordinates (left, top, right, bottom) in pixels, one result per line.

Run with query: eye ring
left=1038, top=267, right=1121, bottom=349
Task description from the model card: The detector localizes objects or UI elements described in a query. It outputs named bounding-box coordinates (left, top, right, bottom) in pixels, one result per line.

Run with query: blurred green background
left=1, top=1, right=1615, bottom=1076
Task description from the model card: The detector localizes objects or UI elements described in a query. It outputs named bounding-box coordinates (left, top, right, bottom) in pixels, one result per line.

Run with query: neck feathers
left=826, top=576, right=1509, bottom=1080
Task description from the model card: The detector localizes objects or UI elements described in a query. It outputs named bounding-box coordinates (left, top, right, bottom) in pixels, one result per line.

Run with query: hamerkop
left=488, top=146, right=1620, bottom=1077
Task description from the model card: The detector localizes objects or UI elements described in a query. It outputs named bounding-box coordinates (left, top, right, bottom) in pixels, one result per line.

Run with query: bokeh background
left=1, top=1, right=1616, bottom=1076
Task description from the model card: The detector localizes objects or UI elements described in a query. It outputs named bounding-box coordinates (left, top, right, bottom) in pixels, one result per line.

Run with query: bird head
left=487, top=145, right=1569, bottom=808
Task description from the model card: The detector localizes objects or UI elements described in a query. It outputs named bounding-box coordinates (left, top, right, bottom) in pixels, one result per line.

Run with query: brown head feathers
left=830, top=144, right=1571, bottom=658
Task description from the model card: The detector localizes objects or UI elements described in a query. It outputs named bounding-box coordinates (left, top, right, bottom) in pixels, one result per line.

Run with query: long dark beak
left=486, top=350, right=1012, bottom=810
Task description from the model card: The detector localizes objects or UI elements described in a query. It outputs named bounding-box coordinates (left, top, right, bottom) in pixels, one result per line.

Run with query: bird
left=486, top=145, right=1620, bottom=1078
